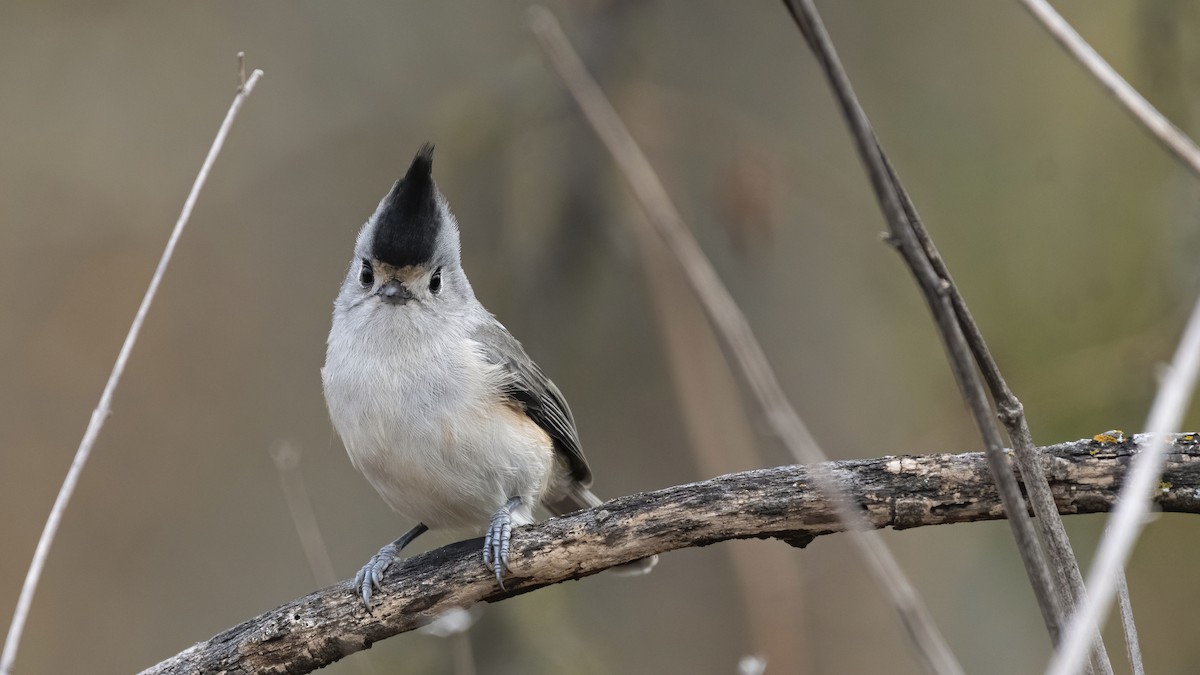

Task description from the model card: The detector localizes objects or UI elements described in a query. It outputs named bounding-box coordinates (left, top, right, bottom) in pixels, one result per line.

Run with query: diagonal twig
left=1047, top=296, right=1200, bottom=675
left=635, top=216, right=811, bottom=669
left=1018, top=0, right=1200, bottom=178
left=0, top=63, right=264, bottom=675
left=781, top=0, right=1085, bottom=657
left=270, top=443, right=340, bottom=586
left=1115, top=571, right=1144, bottom=675
left=270, top=443, right=380, bottom=675
left=885, top=155, right=1117, bottom=675
left=529, top=7, right=962, bottom=675
left=1017, top=4, right=1200, bottom=673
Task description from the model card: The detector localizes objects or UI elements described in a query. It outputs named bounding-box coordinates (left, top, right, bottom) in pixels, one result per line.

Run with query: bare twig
left=1018, top=0, right=1200, bottom=178
left=237, top=52, right=247, bottom=93
left=271, top=444, right=379, bottom=675
left=1116, top=574, right=1144, bottom=675
left=893, top=156, right=1118, bottom=675
left=782, top=0, right=1071, bottom=646
left=1048, top=297, right=1200, bottom=675
left=635, top=178, right=809, bottom=670
left=270, top=443, right=340, bottom=587
left=889, top=162, right=1105, bottom=644
left=786, top=2, right=1113, bottom=667
left=1017, top=3, right=1200, bottom=673
left=141, top=436, right=1200, bottom=675
left=528, top=7, right=962, bottom=674
left=1016, top=5, right=1200, bottom=673
left=451, top=632, right=476, bottom=675
left=0, top=64, right=263, bottom=675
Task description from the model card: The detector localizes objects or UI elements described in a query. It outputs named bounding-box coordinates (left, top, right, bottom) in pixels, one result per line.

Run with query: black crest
left=371, top=143, right=439, bottom=268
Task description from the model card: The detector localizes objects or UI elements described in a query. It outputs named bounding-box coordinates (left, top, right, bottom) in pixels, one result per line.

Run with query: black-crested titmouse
left=322, top=145, right=654, bottom=608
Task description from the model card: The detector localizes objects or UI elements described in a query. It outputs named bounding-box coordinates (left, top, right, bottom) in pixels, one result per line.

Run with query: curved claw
left=355, top=542, right=399, bottom=611
left=484, top=498, right=519, bottom=590
left=352, top=523, right=428, bottom=611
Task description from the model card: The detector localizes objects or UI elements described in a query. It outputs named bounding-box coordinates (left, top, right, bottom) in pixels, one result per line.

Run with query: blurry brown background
left=3, top=1, right=1200, bottom=673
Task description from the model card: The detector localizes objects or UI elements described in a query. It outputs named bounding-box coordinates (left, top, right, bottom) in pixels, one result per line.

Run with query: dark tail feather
left=547, top=485, right=658, bottom=575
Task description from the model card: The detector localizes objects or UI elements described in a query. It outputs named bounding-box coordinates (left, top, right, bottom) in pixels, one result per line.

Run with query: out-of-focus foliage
left=1, top=1, right=1198, bottom=673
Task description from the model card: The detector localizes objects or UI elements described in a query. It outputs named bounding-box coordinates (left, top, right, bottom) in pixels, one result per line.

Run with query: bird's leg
left=483, top=496, right=521, bottom=589
left=355, top=522, right=428, bottom=610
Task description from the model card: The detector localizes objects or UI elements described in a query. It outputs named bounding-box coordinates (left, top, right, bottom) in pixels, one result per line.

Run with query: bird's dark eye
left=359, top=259, right=374, bottom=287
left=429, top=267, right=443, bottom=294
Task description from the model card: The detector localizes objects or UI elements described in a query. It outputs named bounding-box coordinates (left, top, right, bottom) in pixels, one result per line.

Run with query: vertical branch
left=780, top=0, right=1078, bottom=653
left=636, top=215, right=810, bottom=672
left=1017, top=0, right=1200, bottom=178
left=1016, top=3, right=1200, bottom=673
left=1047, top=296, right=1200, bottom=675
left=529, top=8, right=963, bottom=675
left=884, top=157, right=1116, bottom=674
left=0, top=64, right=263, bottom=675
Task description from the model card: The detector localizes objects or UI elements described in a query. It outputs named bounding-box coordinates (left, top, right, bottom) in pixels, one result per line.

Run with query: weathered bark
left=142, top=433, right=1200, bottom=675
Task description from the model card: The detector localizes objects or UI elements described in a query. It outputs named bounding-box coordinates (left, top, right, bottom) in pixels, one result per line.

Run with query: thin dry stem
left=270, top=443, right=339, bottom=587
left=270, top=443, right=380, bottom=675
left=636, top=223, right=809, bottom=669
left=1048, top=295, right=1200, bottom=675
left=1018, top=0, right=1200, bottom=178
left=1116, top=575, right=1144, bottom=675
left=529, top=7, right=962, bottom=675
left=782, top=0, right=1069, bottom=646
left=894, top=172, right=1114, bottom=674
left=1013, top=3, right=1200, bottom=671
left=880, top=40, right=1117, bottom=675
left=0, top=66, right=264, bottom=675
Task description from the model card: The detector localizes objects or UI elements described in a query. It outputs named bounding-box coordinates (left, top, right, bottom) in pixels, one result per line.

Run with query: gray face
left=347, top=258, right=446, bottom=310
left=334, top=145, right=475, bottom=328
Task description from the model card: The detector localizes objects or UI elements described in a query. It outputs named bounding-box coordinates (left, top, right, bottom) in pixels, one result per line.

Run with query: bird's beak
left=377, top=278, right=414, bottom=305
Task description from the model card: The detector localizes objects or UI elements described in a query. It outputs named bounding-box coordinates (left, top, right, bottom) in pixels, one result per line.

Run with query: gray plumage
left=321, top=146, right=650, bottom=607
left=472, top=318, right=591, bottom=487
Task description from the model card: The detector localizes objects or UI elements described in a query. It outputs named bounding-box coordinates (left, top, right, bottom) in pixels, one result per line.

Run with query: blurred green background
left=2, top=1, right=1200, bottom=673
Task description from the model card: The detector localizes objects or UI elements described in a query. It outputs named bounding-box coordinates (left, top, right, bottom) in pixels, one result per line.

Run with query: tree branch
left=781, top=0, right=1069, bottom=646
left=142, top=434, right=1200, bottom=675
left=528, top=8, right=962, bottom=673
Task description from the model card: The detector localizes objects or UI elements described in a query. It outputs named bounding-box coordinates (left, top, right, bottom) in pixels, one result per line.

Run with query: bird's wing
left=472, top=318, right=592, bottom=486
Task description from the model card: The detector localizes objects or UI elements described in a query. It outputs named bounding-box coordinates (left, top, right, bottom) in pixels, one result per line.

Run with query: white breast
left=323, top=317, right=553, bottom=531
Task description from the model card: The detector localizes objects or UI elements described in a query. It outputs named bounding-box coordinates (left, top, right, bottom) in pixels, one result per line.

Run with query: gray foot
left=355, top=542, right=399, bottom=610
left=483, top=496, right=521, bottom=589
left=354, top=522, right=428, bottom=611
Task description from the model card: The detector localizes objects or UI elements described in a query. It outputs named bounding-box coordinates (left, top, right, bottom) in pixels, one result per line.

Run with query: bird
left=321, top=144, right=653, bottom=609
